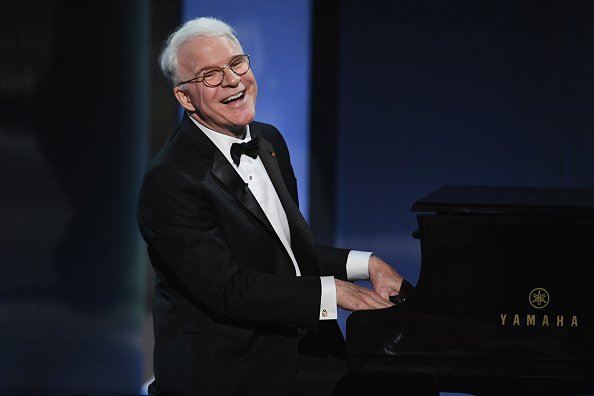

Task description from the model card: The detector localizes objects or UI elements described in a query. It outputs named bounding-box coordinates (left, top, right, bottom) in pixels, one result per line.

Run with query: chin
left=234, top=111, right=256, bottom=126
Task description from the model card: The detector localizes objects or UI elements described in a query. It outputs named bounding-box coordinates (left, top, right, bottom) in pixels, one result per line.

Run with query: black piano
left=343, top=185, right=594, bottom=396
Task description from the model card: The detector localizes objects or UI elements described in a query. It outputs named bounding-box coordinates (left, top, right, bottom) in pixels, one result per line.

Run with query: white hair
left=159, top=17, right=243, bottom=86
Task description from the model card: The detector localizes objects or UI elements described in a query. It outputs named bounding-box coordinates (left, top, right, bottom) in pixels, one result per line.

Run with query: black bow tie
left=230, top=136, right=260, bottom=166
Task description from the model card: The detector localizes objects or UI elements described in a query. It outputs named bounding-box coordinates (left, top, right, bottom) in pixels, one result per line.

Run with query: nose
left=220, top=66, right=241, bottom=87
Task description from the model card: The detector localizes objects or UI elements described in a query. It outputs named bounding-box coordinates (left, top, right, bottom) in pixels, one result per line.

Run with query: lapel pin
left=271, top=151, right=276, bottom=157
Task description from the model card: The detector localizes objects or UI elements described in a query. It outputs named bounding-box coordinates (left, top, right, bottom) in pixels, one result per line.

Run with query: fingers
left=372, top=272, right=397, bottom=300
left=351, top=286, right=392, bottom=309
left=335, top=279, right=394, bottom=311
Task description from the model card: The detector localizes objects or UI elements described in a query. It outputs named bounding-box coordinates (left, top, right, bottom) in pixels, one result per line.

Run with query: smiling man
left=137, top=16, right=412, bottom=396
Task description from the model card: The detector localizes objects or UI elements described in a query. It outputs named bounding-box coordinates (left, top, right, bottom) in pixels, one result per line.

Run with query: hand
left=368, top=255, right=405, bottom=301
left=335, top=279, right=394, bottom=311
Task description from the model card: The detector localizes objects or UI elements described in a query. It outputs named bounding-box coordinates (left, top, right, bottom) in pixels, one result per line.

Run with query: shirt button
left=249, top=175, right=253, bottom=180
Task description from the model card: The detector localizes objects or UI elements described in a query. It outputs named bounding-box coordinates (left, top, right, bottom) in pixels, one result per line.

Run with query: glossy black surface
left=345, top=186, right=594, bottom=395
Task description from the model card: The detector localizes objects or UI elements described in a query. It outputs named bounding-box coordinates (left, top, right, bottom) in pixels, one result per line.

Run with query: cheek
left=195, top=90, right=220, bottom=114
left=246, top=81, right=258, bottom=106
left=248, top=76, right=258, bottom=93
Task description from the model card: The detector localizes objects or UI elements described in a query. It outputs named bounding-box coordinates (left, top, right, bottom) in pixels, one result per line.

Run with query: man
left=137, top=16, right=412, bottom=396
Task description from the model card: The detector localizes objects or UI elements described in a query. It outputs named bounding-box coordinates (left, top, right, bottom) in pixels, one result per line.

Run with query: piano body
left=344, top=185, right=594, bottom=395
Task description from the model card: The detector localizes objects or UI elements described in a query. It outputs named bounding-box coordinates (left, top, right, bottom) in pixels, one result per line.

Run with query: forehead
left=178, top=36, right=242, bottom=71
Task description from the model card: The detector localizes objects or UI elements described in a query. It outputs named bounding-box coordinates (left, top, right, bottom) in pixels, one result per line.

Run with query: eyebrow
left=192, top=54, right=243, bottom=77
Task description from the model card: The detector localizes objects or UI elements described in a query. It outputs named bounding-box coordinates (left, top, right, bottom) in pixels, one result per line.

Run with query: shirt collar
left=187, top=116, right=251, bottom=167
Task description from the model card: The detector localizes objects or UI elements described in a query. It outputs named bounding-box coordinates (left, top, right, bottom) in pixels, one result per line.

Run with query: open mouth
left=222, top=91, right=245, bottom=104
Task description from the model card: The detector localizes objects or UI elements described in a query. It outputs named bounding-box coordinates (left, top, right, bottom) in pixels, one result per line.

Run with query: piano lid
left=411, top=185, right=594, bottom=216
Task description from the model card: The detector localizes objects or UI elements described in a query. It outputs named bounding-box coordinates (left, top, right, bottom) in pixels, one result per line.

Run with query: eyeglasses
left=176, top=54, right=251, bottom=88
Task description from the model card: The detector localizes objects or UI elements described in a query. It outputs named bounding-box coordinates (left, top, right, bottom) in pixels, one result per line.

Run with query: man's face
left=174, top=36, right=257, bottom=137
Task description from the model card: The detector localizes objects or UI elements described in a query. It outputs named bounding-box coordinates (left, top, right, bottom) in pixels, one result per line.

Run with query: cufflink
left=321, top=309, right=328, bottom=318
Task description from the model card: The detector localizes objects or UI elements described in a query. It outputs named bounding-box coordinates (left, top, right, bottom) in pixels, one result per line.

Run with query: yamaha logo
left=529, top=287, right=549, bottom=309
left=499, top=287, right=578, bottom=328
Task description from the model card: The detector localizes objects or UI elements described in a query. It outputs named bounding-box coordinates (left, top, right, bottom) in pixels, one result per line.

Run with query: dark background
left=1, top=0, right=592, bottom=395
left=310, top=0, right=594, bottom=336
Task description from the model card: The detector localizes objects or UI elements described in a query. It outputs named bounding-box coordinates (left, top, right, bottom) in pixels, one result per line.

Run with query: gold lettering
left=526, top=315, right=536, bottom=326
left=499, top=313, right=580, bottom=328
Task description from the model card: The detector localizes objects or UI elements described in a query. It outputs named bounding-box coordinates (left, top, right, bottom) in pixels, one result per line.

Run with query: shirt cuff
left=319, top=276, right=337, bottom=320
left=346, top=250, right=372, bottom=280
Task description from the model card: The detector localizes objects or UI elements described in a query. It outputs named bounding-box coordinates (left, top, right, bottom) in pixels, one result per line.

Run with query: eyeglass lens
left=202, top=55, right=250, bottom=87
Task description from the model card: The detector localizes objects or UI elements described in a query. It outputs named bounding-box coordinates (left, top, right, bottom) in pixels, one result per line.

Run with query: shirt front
left=190, top=117, right=370, bottom=320
left=198, top=122, right=301, bottom=276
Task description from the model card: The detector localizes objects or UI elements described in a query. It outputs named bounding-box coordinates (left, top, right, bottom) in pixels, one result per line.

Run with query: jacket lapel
left=180, top=115, right=276, bottom=237
left=211, top=146, right=279, bottom=238
left=257, top=136, right=319, bottom=275
left=257, top=138, right=304, bottom=227
left=181, top=115, right=317, bottom=274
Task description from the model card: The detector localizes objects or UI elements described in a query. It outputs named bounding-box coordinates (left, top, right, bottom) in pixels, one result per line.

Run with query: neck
left=189, top=112, right=247, bottom=139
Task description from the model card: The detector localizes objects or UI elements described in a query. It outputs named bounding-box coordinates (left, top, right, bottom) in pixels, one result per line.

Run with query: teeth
left=223, top=92, right=243, bottom=103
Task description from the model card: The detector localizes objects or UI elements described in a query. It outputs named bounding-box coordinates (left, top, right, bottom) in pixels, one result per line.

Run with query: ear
left=173, top=87, right=196, bottom=112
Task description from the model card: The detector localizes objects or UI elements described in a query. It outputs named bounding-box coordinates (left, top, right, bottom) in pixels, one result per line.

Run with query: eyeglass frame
left=176, top=54, right=251, bottom=88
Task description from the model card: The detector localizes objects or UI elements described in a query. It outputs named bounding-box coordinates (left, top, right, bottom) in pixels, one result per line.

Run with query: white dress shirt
left=190, top=118, right=370, bottom=320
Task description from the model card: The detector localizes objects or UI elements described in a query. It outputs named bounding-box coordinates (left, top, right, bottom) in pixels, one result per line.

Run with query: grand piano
left=343, top=185, right=594, bottom=395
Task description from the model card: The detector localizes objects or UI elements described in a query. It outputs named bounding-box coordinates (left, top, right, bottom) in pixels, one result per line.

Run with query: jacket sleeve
left=137, top=163, right=323, bottom=331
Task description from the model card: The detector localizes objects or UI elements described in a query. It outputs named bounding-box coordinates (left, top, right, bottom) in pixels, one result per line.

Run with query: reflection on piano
left=342, top=185, right=594, bottom=396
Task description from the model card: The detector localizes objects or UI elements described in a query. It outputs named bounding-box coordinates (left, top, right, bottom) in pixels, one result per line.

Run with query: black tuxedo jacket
left=137, top=114, right=350, bottom=396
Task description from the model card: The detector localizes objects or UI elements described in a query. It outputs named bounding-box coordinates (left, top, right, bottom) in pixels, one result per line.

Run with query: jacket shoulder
left=250, top=121, right=290, bottom=156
